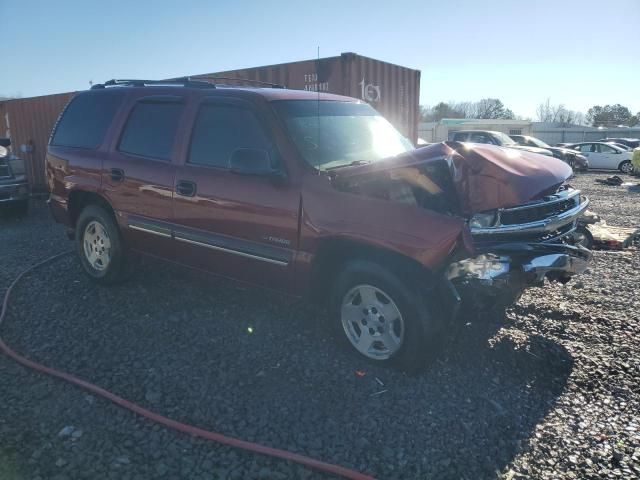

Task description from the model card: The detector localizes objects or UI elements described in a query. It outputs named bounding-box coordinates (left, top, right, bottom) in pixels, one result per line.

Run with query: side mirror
left=0, top=138, right=10, bottom=148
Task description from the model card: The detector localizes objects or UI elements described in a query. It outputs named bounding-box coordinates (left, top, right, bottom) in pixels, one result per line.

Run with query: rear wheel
left=566, top=156, right=576, bottom=170
left=619, top=160, right=633, bottom=174
left=76, top=205, right=129, bottom=284
left=329, top=260, right=442, bottom=372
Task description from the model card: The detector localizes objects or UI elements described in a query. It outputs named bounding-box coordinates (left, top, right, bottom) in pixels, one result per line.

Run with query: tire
left=574, top=226, right=594, bottom=250
left=566, top=156, right=576, bottom=171
left=619, top=160, right=633, bottom=174
left=329, top=260, right=442, bottom=372
left=76, top=205, right=129, bottom=284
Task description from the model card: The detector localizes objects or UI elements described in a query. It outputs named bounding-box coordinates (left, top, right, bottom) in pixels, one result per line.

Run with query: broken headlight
left=469, top=211, right=498, bottom=229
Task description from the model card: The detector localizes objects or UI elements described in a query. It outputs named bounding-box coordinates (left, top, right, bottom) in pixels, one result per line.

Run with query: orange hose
left=0, top=252, right=375, bottom=480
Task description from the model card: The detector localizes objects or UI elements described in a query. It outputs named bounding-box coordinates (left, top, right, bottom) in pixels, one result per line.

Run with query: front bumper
left=444, top=243, right=591, bottom=314
left=447, top=243, right=591, bottom=285
left=0, top=182, right=29, bottom=204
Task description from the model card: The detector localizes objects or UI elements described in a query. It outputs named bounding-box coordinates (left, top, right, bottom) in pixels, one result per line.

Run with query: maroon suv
left=47, top=79, right=591, bottom=370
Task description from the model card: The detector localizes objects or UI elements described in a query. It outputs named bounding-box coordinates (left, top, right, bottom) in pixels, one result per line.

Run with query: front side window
left=51, top=91, right=123, bottom=149
left=492, top=131, right=517, bottom=146
left=118, top=101, right=183, bottom=160
left=470, top=132, right=491, bottom=144
left=273, top=100, right=412, bottom=171
left=598, top=144, right=616, bottom=153
left=188, top=104, right=273, bottom=169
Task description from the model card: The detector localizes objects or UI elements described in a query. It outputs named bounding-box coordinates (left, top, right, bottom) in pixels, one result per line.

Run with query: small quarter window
left=119, top=101, right=183, bottom=160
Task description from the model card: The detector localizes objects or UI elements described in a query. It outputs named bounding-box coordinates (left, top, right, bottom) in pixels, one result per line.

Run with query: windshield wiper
left=324, top=160, right=371, bottom=171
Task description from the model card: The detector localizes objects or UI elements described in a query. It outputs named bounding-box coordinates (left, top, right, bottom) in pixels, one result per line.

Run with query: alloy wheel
left=341, top=284, right=405, bottom=360
left=83, top=220, right=112, bottom=271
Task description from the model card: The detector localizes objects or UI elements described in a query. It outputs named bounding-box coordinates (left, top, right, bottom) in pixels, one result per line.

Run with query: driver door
left=172, top=98, right=300, bottom=292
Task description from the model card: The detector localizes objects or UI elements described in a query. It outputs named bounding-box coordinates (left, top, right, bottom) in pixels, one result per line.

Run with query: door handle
left=110, top=168, right=125, bottom=182
left=176, top=180, right=197, bottom=197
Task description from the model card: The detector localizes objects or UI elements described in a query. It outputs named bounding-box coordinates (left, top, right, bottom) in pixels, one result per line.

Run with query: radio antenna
left=316, top=46, right=321, bottom=175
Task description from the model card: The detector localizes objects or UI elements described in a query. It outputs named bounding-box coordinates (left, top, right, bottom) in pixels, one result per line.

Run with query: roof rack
left=90, top=76, right=286, bottom=90
left=91, top=77, right=216, bottom=90
left=196, top=76, right=285, bottom=89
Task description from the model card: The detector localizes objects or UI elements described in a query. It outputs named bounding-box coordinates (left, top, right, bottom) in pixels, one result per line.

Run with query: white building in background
left=418, top=118, right=533, bottom=143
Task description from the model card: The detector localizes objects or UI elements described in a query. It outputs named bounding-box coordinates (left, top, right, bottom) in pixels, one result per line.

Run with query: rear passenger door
left=172, top=97, right=300, bottom=291
left=102, top=94, right=187, bottom=259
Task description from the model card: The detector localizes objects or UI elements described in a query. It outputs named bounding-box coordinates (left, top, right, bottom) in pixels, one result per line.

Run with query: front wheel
left=619, top=160, right=633, bottom=174
left=329, top=260, right=442, bottom=372
left=76, top=205, right=129, bottom=284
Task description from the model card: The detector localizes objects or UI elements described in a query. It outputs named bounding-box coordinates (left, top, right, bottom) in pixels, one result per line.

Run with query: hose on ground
left=0, top=251, right=375, bottom=480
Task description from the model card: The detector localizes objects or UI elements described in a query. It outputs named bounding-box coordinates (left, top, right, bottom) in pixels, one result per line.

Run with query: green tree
left=586, top=104, right=635, bottom=127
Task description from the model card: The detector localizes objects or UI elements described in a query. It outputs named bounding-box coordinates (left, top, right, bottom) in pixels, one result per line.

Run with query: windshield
left=273, top=100, right=413, bottom=171
left=493, top=131, right=517, bottom=146
left=526, top=136, right=550, bottom=148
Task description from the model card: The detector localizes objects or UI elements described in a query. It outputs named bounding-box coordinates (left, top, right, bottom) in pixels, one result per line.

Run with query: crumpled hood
left=447, top=142, right=572, bottom=214
left=331, top=141, right=573, bottom=215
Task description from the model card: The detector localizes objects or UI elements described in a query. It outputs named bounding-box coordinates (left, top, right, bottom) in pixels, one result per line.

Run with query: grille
left=500, top=197, right=578, bottom=225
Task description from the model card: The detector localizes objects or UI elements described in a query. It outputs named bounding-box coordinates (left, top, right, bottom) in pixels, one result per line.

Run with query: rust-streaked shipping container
left=0, top=92, right=74, bottom=192
left=2, top=53, right=419, bottom=191
left=192, top=52, right=421, bottom=142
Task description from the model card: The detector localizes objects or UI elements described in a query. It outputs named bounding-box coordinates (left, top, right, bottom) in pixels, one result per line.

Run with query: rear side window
left=119, top=100, right=184, bottom=160
left=51, top=92, right=123, bottom=149
left=188, top=105, right=272, bottom=168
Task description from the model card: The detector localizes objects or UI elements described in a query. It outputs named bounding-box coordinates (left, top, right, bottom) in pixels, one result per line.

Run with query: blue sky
left=3, top=0, right=639, bottom=118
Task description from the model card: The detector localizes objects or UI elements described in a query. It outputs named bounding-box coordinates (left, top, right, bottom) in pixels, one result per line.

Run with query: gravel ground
left=1, top=172, right=639, bottom=480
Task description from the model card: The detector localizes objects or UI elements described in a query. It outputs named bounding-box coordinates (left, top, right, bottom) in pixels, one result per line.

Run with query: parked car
left=602, top=142, right=632, bottom=151
left=450, top=130, right=554, bottom=157
left=510, top=134, right=588, bottom=171
left=632, top=147, right=640, bottom=175
left=0, top=139, right=29, bottom=214
left=47, top=79, right=591, bottom=370
left=568, top=142, right=634, bottom=173
left=597, top=138, right=640, bottom=149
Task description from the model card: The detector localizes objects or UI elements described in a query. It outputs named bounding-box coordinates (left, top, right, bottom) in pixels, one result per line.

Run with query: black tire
left=619, top=160, right=633, bottom=174
left=329, top=260, right=443, bottom=373
left=76, top=205, right=129, bottom=284
left=574, top=226, right=594, bottom=249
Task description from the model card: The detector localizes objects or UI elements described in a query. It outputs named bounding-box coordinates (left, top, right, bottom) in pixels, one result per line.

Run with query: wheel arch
left=68, top=190, right=116, bottom=228
left=619, top=159, right=633, bottom=172
left=307, top=237, right=436, bottom=305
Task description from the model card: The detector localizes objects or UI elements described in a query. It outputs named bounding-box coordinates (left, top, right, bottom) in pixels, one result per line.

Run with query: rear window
left=118, top=100, right=184, bottom=160
left=51, top=92, right=123, bottom=149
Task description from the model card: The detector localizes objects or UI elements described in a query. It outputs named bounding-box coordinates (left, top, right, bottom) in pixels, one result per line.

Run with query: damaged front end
left=331, top=141, right=592, bottom=317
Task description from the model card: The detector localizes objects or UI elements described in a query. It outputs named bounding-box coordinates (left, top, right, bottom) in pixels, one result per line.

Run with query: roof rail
left=197, top=76, right=285, bottom=89
left=90, top=76, right=286, bottom=90
left=91, top=77, right=216, bottom=90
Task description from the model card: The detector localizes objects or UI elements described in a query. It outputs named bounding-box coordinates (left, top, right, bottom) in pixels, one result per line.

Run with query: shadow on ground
left=0, top=246, right=576, bottom=479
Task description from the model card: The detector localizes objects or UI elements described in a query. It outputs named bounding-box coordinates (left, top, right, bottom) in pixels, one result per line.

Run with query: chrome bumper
left=447, top=244, right=591, bottom=285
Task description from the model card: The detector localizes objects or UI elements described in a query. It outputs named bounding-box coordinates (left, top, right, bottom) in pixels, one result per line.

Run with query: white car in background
left=569, top=142, right=634, bottom=173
